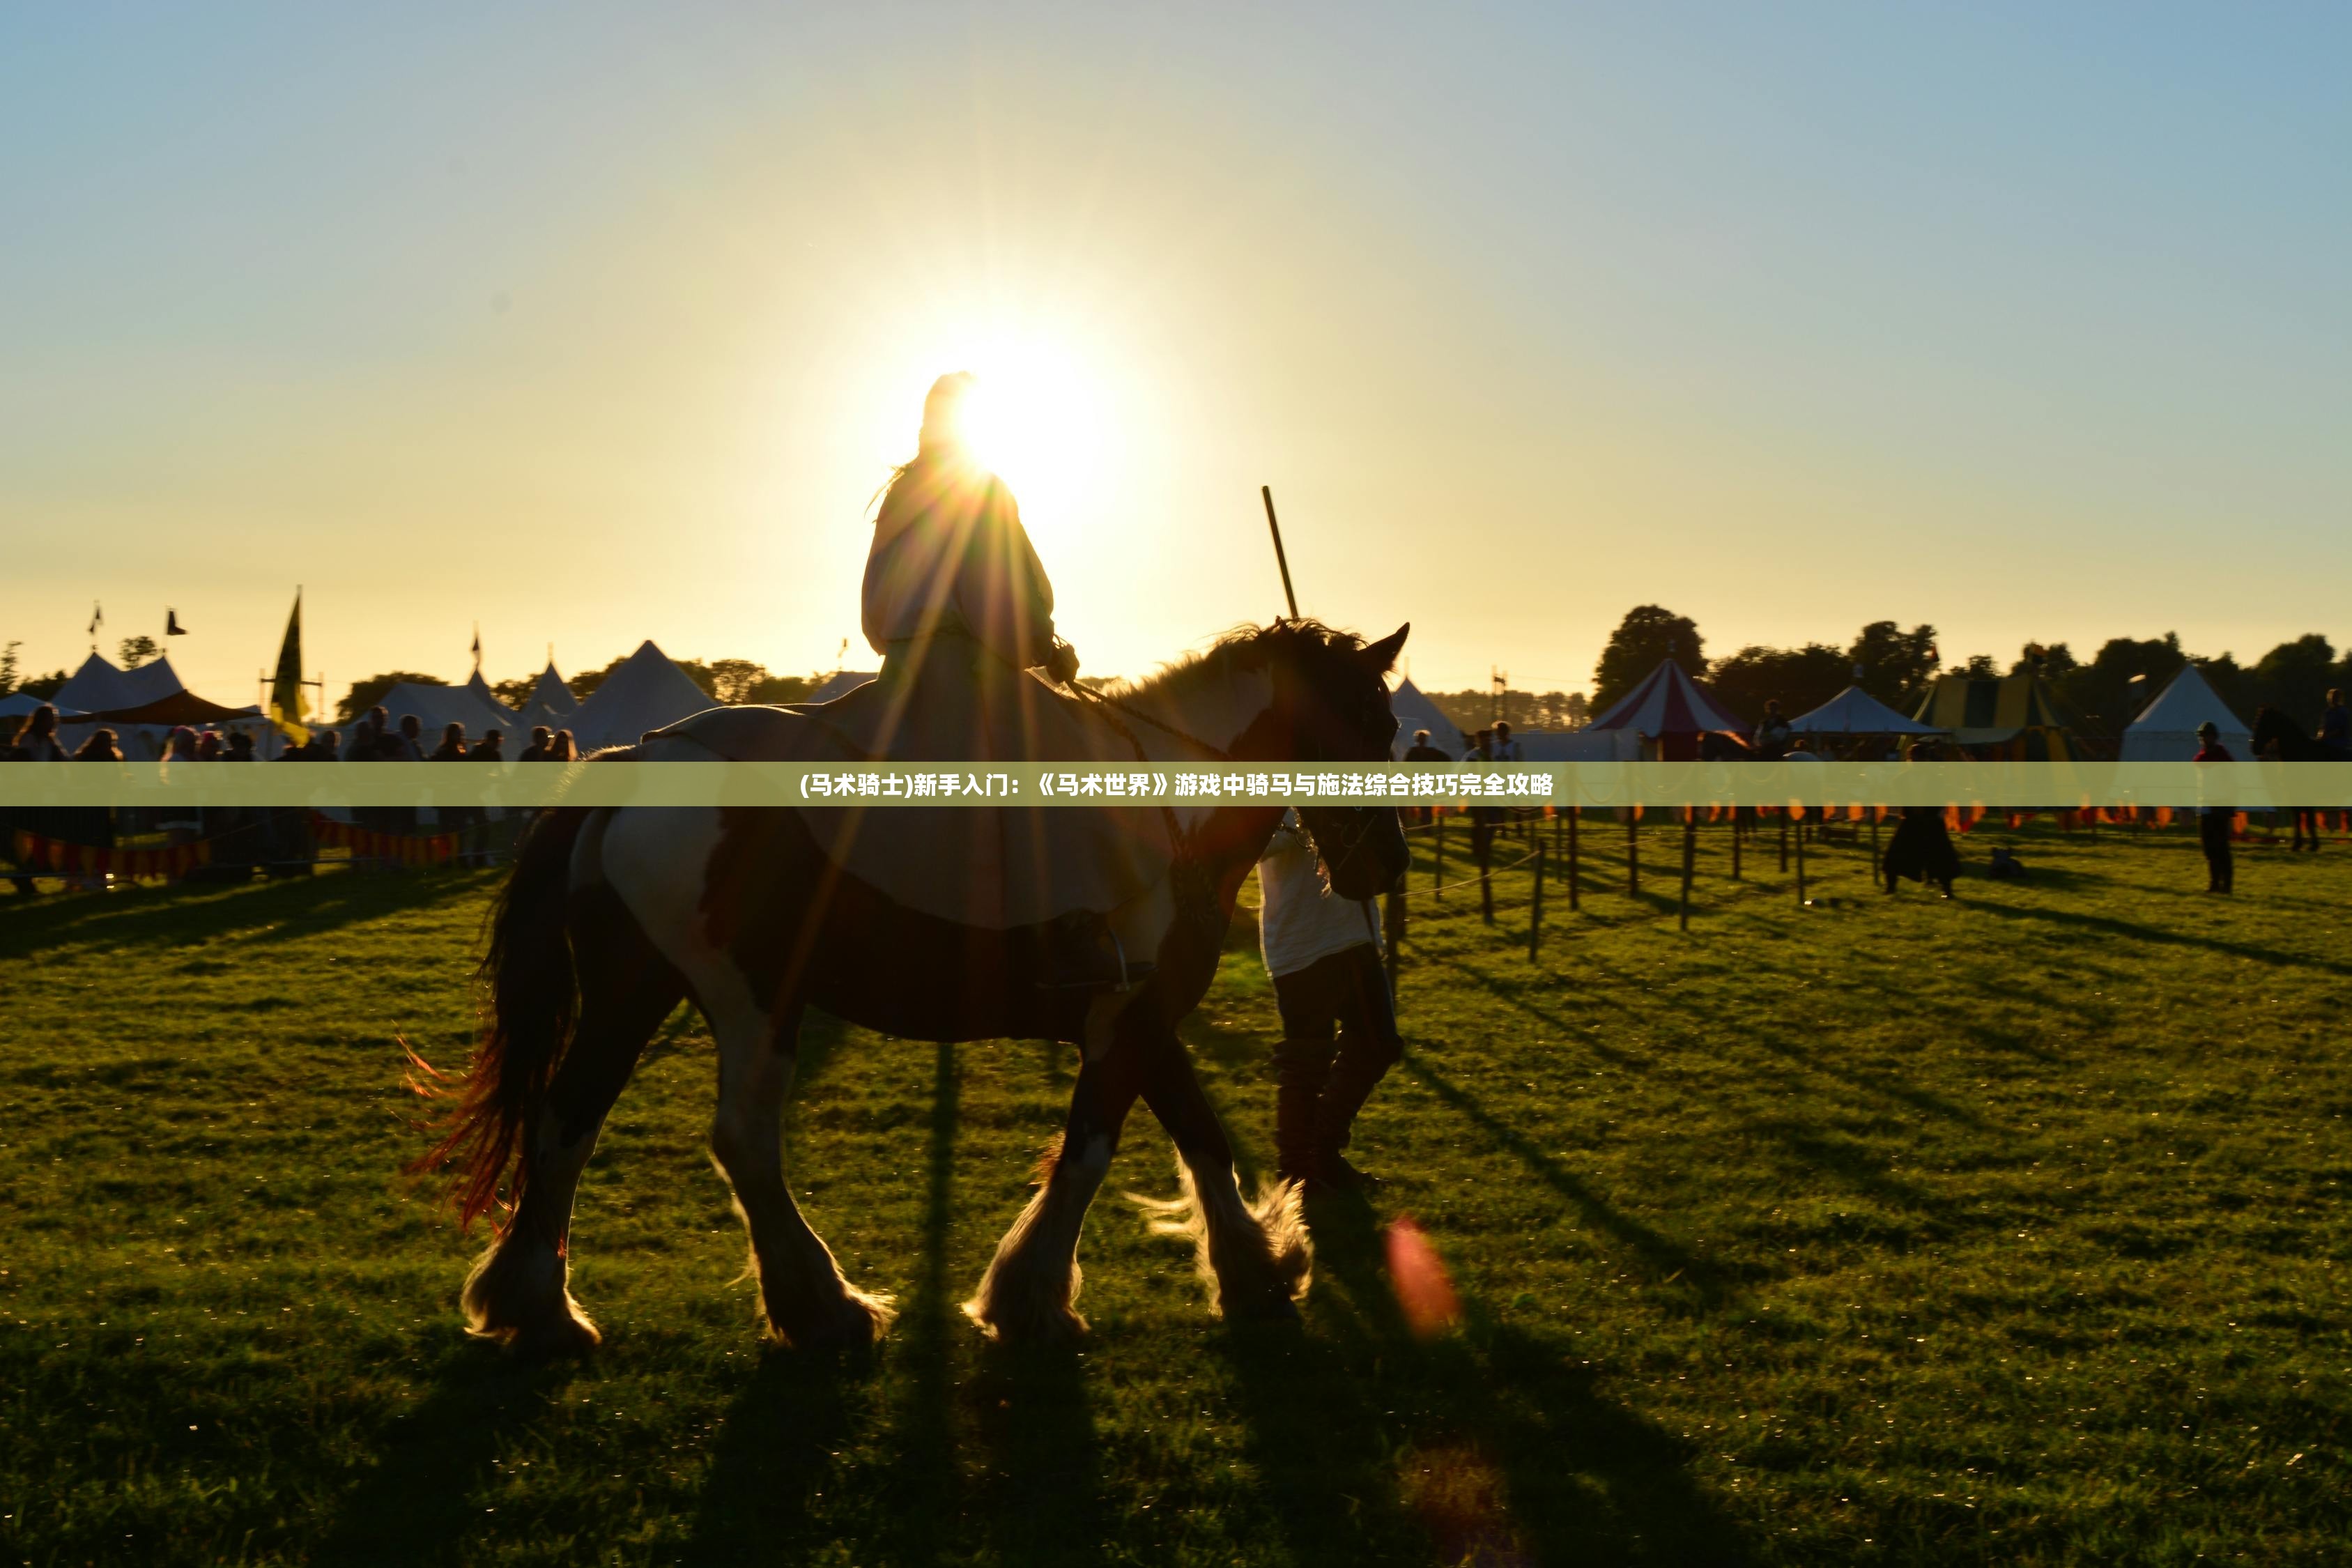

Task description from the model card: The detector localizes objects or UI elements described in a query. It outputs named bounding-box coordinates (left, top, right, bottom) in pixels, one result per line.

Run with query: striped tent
left=1912, top=673, right=2092, bottom=760
left=1585, top=659, right=1746, bottom=760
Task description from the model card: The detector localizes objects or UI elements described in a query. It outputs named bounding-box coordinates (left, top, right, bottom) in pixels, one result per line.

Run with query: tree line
left=1426, top=606, right=2352, bottom=736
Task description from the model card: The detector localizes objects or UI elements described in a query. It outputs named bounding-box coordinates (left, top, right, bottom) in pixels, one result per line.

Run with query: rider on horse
left=858, top=373, right=1151, bottom=990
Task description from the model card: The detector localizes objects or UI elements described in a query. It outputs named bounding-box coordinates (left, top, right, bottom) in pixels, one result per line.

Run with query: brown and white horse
left=424, top=620, right=1411, bottom=1354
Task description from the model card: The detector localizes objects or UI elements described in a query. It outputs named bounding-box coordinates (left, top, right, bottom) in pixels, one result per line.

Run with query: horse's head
left=1255, top=619, right=1413, bottom=900
left=2252, top=705, right=2299, bottom=756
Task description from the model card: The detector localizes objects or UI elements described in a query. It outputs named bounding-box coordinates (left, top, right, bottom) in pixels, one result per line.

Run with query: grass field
left=3, top=817, right=2346, bottom=1565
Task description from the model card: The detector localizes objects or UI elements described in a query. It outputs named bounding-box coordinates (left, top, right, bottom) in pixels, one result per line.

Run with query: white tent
left=506, top=662, right=579, bottom=740
left=2121, top=665, right=2251, bottom=761
left=1515, top=730, right=1626, bottom=762
left=1388, top=677, right=1466, bottom=759
left=1787, top=686, right=1944, bottom=737
left=568, top=640, right=716, bottom=749
left=350, top=681, right=515, bottom=751
left=54, top=652, right=187, bottom=714
left=462, top=671, right=515, bottom=726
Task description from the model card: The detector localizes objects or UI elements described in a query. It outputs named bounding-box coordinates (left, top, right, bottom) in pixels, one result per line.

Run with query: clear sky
left=3, top=3, right=2345, bottom=706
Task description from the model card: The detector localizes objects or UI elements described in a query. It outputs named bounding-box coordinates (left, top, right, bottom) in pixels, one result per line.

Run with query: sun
left=914, top=334, right=1119, bottom=546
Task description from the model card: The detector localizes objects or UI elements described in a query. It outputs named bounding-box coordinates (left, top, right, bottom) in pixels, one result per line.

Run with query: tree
left=337, top=671, right=447, bottom=723
left=2248, top=634, right=2336, bottom=721
left=1706, top=644, right=1852, bottom=728
left=1847, top=622, right=1938, bottom=709
left=17, top=668, right=68, bottom=700
left=1592, top=606, right=1702, bottom=716
left=118, top=634, right=161, bottom=669
left=1562, top=691, right=1590, bottom=728
left=2063, top=634, right=2186, bottom=725
left=1953, top=654, right=1999, bottom=679
left=0, top=640, right=17, bottom=695
left=2009, top=642, right=2077, bottom=679
left=491, top=675, right=536, bottom=707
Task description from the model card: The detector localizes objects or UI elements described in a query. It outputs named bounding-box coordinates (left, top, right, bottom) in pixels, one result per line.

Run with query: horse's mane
left=1106, top=620, right=1367, bottom=708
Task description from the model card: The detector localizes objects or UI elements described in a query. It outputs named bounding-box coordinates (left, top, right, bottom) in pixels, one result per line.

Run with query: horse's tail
left=414, top=804, right=592, bottom=1231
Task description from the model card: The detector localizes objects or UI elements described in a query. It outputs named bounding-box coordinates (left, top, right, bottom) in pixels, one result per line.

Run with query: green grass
left=2, top=819, right=2346, bottom=1565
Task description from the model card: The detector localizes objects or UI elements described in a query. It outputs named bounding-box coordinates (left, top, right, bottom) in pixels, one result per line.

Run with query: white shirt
left=1257, top=813, right=1383, bottom=978
left=1491, top=735, right=1523, bottom=762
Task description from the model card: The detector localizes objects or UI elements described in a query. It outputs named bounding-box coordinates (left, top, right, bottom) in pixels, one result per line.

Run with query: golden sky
left=3, top=6, right=2345, bottom=707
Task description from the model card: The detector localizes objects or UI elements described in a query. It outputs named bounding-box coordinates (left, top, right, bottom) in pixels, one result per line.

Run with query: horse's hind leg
left=465, top=887, right=682, bottom=1355
left=964, top=1044, right=1146, bottom=1344
left=705, top=994, right=895, bottom=1349
left=1131, top=1016, right=1312, bottom=1321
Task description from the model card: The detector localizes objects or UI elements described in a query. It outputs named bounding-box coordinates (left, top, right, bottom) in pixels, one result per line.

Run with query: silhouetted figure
left=518, top=725, right=553, bottom=762
left=547, top=730, right=577, bottom=762
left=1259, top=811, right=1398, bottom=1193
left=2195, top=720, right=2235, bottom=893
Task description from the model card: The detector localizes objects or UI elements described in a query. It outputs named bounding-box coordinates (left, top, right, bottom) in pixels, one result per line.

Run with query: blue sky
left=3, top=3, right=2344, bottom=701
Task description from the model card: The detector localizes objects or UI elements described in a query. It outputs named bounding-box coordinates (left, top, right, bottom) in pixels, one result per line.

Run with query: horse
left=421, top=619, right=1413, bottom=1355
left=2249, top=707, right=2345, bottom=852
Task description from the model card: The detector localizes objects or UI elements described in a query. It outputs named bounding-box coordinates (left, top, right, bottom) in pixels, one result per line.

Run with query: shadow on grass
left=311, top=1340, right=573, bottom=1566
left=1399, top=1050, right=1741, bottom=1307
left=1221, top=1198, right=1759, bottom=1566
left=684, top=1040, right=975, bottom=1565
left=1964, top=898, right=2352, bottom=976
left=0, top=864, right=494, bottom=964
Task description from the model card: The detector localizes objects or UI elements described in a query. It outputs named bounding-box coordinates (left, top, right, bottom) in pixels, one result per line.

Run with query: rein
left=1070, top=681, right=1234, bottom=762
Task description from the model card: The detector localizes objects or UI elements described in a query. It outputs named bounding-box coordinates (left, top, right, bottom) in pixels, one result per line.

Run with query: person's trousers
left=2199, top=813, right=2234, bottom=891
left=1270, top=943, right=1403, bottom=1173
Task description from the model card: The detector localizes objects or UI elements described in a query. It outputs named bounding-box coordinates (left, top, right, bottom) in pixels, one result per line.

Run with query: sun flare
left=895, top=332, right=1121, bottom=550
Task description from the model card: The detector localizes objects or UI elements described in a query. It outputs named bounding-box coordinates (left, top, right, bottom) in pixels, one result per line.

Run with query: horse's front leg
left=707, top=994, right=896, bottom=1349
left=1131, top=1017, right=1312, bottom=1321
left=964, top=1039, right=1145, bottom=1343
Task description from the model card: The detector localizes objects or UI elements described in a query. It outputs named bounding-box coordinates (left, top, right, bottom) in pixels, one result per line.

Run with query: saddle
left=651, top=645, right=1174, bottom=930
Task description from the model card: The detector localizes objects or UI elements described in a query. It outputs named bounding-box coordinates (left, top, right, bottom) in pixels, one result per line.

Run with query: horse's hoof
left=507, top=1312, right=602, bottom=1360
left=772, top=1290, right=897, bottom=1353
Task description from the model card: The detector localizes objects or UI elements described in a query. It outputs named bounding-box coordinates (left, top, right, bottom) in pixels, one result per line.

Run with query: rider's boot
left=1032, top=909, right=1155, bottom=992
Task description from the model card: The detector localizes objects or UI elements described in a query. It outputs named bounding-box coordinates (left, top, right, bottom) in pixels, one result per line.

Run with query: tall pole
left=1679, top=810, right=1697, bottom=931
left=1261, top=486, right=1300, bottom=621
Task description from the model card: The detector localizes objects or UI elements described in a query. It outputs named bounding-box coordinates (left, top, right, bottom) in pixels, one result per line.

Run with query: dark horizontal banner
left=0, top=762, right=2344, bottom=808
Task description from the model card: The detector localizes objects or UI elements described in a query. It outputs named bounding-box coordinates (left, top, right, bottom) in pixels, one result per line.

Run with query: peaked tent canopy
left=347, top=682, right=516, bottom=750
left=87, top=691, right=262, bottom=728
left=522, top=663, right=577, bottom=716
left=1578, top=659, right=1746, bottom=759
left=463, top=671, right=515, bottom=722
left=1787, top=686, right=1945, bottom=737
left=1388, top=677, right=1466, bottom=759
left=568, top=640, right=716, bottom=749
left=54, top=652, right=187, bottom=715
left=2119, top=665, right=2252, bottom=761
left=1912, top=672, right=2094, bottom=759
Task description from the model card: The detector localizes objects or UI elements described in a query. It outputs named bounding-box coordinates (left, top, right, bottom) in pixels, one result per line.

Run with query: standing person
left=1461, top=728, right=1500, bottom=863
left=546, top=730, right=578, bottom=762
left=7, top=706, right=69, bottom=893
left=429, top=723, right=479, bottom=866
left=1490, top=720, right=1523, bottom=762
left=1755, top=700, right=1792, bottom=758
left=70, top=729, right=123, bottom=888
left=1402, top=728, right=1449, bottom=825
left=0, top=714, right=31, bottom=895
left=2195, top=720, right=2236, bottom=894
left=2321, top=689, right=2351, bottom=758
left=518, top=725, right=553, bottom=762
left=1257, top=810, right=1400, bottom=1193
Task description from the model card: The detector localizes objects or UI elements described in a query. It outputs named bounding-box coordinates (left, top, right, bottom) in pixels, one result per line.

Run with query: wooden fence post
left=1434, top=811, right=1445, bottom=897
left=1679, top=810, right=1697, bottom=931
left=1567, top=808, right=1581, bottom=911
left=1384, top=878, right=1404, bottom=994
left=1528, top=839, right=1545, bottom=961
left=1627, top=817, right=1640, bottom=896
left=1731, top=812, right=1742, bottom=881
left=1478, top=828, right=1495, bottom=925
left=1778, top=813, right=1789, bottom=873
left=1795, top=813, right=1808, bottom=905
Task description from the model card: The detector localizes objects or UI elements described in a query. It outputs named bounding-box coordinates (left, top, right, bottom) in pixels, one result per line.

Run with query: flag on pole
left=88, top=601, right=103, bottom=641
left=167, top=608, right=187, bottom=636
left=270, top=590, right=310, bottom=746
left=471, top=623, right=483, bottom=673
